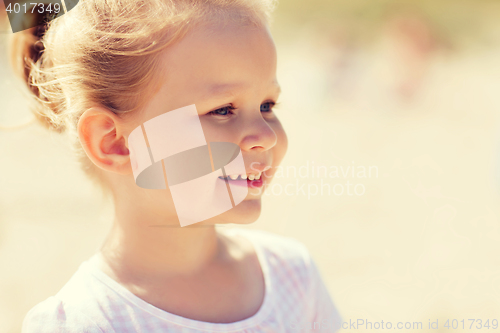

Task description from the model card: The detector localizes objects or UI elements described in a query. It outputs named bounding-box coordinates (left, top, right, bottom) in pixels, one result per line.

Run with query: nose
left=239, top=115, right=277, bottom=152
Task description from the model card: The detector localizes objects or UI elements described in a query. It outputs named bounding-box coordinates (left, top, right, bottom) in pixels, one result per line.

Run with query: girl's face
left=125, top=19, right=287, bottom=226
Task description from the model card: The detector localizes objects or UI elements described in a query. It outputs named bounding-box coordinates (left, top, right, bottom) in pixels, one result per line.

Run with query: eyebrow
left=204, top=82, right=281, bottom=100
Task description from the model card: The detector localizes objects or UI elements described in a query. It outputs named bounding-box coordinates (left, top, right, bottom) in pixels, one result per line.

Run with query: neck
left=99, top=204, right=221, bottom=281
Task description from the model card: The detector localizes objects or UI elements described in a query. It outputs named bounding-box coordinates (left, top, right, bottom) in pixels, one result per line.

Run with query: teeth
left=220, top=173, right=261, bottom=180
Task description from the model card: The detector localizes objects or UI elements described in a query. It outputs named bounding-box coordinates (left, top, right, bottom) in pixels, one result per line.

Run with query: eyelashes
left=208, top=101, right=279, bottom=117
left=208, top=105, right=237, bottom=116
left=261, top=101, right=278, bottom=113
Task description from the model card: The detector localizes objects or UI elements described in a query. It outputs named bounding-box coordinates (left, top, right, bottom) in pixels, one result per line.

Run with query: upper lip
left=249, top=163, right=272, bottom=173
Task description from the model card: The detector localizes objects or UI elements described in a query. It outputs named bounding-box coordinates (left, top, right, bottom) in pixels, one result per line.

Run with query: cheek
left=199, top=119, right=237, bottom=143
left=273, top=123, right=288, bottom=165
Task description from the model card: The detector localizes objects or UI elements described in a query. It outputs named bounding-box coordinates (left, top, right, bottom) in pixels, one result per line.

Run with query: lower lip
left=218, top=178, right=264, bottom=188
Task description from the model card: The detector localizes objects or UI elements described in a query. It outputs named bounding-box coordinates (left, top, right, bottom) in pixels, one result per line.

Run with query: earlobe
left=77, top=107, right=132, bottom=175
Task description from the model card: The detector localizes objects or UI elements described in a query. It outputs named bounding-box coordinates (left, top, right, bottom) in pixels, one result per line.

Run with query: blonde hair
left=10, top=0, right=277, bottom=195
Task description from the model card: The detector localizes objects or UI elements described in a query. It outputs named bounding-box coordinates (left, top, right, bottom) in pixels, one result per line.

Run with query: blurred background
left=2, top=0, right=500, bottom=332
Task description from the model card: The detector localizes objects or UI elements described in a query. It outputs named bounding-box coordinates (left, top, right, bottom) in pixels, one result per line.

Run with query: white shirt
left=22, top=228, right=343, bottom=332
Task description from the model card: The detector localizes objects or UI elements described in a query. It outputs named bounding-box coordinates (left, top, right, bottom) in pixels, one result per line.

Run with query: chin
left=217, top=197, right=262, bottom=225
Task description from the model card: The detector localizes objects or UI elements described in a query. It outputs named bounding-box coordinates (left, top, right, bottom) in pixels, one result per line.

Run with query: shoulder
left=22, top=259, right=118, bottom=333
left=22, top=296, right=104, bottom=333
left=226, top=228, right=343, bottom=330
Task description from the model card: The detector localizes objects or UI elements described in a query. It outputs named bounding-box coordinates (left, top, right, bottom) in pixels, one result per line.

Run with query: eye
left=208, top=105, right=236, bottom=117
left=261, top=101, right=277, bottom=113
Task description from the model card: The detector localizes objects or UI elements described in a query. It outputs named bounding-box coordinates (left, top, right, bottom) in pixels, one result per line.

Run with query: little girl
left=13, top=0, right=343, bottom=331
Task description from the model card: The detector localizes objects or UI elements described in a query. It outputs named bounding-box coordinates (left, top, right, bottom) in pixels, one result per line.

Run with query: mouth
left=218, top=172, right=264, bottom=188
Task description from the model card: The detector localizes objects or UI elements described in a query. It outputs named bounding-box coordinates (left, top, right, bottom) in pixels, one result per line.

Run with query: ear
left=78, top=107, right=132, bottom=175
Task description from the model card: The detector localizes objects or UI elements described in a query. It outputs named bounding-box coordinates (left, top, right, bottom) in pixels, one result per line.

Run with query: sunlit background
left=2, top=0, right=500, bottom=332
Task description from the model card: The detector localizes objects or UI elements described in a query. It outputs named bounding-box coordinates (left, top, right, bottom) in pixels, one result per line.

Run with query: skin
left=77, top=17, right=287, bottom=323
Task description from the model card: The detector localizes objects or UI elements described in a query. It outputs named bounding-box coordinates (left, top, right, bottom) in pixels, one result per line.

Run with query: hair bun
left=9, top=1, right=54, bottom=81
left=9, top=3, right=66, bottom=132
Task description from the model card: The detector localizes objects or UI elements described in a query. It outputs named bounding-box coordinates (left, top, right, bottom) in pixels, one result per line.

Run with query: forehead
left=157, top=19, right=278, bottom=98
